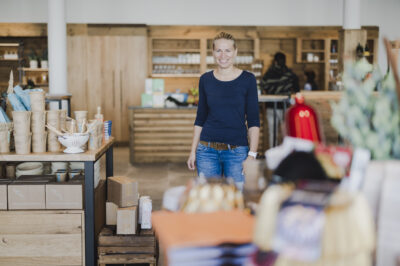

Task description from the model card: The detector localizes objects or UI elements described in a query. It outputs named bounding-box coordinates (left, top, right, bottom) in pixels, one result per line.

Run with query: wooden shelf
left=153, top=49, right=200, bottom=53
left=0, top=43, right=19, bottom=47
left=0, top=138, right=114, bottom=162
left=302, top=49, right=325, bottom=53
left=300, top=61, right=325, bottom=64
left=151, top=73, right=201, bottom=78
left=20, top=67, right=48, bottom=72
left=207, top=50, right=254, bottom=53
left=152, top=63, right=200, bottom=65
left=0, top=58, right=19, bottom=61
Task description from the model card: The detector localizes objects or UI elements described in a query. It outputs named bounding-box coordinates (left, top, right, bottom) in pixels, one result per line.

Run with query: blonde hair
left=213, top=32, right=237, bottom=50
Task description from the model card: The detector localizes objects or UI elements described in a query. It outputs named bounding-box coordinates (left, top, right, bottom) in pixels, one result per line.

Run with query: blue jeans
left=196, top=142, right=249, bottom=190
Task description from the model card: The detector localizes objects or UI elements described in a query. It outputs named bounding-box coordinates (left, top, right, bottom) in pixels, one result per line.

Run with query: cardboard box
left=141, top=93, right=153, bottom=107
left=145, top=79, right=153, bottom=94
left=117, top=206, right=138, bottom=235
left=8, top=182, right=46, bottom=210
left=46, top=183, right=83, bottom=209
left=0, top=179, right=11, bottom=210
left=152, top=79, right=164, bottom=93
left=106, top=201, right=118, bottom=225
left=152, top=93, right=165, bottom=108
left=108, top=176, right=138, bottom=207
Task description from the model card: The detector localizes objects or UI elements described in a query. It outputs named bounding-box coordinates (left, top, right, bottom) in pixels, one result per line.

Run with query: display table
left=0, top=138, right=114, bottom=266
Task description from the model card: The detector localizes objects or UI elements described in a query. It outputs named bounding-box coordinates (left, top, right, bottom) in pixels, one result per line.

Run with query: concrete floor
left=113, top=146, right=194, bottom=210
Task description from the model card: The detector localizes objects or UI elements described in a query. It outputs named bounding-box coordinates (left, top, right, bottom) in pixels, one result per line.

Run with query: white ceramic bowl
left=16, top=162, right=43, bottom=178
left=58, top=133, right=89, bottom=154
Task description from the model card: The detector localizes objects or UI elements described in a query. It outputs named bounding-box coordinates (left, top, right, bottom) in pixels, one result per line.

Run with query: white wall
left=0, top=0, right=399, bottom=70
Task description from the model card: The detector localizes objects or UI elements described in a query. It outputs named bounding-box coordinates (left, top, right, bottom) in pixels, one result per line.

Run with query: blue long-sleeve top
left=194, top=70, right=260, bottom=146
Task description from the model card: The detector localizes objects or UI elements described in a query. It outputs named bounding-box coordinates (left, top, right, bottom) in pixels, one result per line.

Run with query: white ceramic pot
left=29, top=60, right=38, bottom=69
left=41, top=60, right=48, bottom=69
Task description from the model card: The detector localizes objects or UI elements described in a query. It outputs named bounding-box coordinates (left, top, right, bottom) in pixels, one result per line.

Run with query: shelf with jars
left=296, top=38, right=326, bottom=64
left=150, top=38, right=201, bottom=76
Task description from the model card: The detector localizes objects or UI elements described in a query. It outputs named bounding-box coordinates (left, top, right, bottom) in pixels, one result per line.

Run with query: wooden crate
left=0, top=210, right=85, bottom=265
left=129, top=107, right=267, bottom=163
left=98, top=226, right=158, bottom=266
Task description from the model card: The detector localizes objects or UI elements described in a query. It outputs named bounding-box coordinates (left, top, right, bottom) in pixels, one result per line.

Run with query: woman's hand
left=187, top=151, right=196, bottom=170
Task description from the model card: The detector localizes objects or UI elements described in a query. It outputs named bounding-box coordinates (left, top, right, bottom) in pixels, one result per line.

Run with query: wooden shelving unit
left=297, top=37, right=378, bottom=90
left=19, top=67, right=48, bottom=89
left=149, top=38, right=201, bottom=77
left=0, top=42, right=23, bottom=86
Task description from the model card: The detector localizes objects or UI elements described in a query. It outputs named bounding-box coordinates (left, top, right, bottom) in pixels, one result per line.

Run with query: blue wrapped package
left=7, top=92, right=26, bottom=111
left=0, top=107, right=11, bottom=123
left=13, top=85, right=31, bottom=110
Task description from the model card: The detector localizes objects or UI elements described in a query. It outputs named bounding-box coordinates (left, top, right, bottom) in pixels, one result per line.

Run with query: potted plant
left=40, top=49, right=48, bottom=69
left=28, top=49, right=38, bottom=69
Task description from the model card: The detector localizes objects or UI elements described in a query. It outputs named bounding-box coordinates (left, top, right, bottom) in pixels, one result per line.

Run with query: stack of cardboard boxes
left=106, top=176, right=140, bottom=234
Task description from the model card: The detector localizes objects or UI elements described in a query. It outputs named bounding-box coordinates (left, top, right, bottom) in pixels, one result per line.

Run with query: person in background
left=187, top=32, right=260, bottom=190
left=260, top=52, right=299, bottom=147
left=304, top=70, right=319, bottom=91
left=260, top=52, right=299, bottom=95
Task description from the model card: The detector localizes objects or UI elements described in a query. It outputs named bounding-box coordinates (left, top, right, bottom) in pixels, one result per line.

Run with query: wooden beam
left=0, top=23, right=47, bottom=37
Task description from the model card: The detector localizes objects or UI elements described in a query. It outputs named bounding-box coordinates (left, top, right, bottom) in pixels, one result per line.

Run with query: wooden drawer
left=0, top=210, right=84, bottom=265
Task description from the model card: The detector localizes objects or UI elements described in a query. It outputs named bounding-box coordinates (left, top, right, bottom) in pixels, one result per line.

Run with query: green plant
left=331, top=58, right=400, bottom=159
left=28, top=48, right=38, bottom=61
left=42, top=49, right=48, bottom=61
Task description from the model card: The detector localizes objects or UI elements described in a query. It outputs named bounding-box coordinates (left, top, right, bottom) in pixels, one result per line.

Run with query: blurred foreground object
left=153, top=210, right=255, bottom=265
left=180, top=178, right=244, bottom=213
left=331, top=41, right=400, bottom=159
left=253, top=184, right=375, bottom=266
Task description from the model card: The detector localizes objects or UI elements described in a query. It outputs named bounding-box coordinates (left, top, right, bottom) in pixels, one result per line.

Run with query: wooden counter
left=129, top=92, right=342, bottom=163
left=129, top=107, right=266, bottom=163
left=300, top=91, right=342, bottom=144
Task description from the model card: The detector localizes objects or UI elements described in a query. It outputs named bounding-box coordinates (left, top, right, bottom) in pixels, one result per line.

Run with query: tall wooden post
left=338, top=29, right=367, bottom=73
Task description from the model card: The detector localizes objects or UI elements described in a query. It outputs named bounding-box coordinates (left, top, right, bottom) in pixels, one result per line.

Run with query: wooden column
left=338, top=29, right=367, bottom=73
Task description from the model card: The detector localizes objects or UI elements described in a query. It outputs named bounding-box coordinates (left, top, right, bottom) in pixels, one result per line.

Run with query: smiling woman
left=187, top=32, right=260, bottom=190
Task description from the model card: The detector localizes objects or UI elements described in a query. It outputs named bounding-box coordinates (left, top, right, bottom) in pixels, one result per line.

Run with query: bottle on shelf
left=364, top=43, right=370, bottom=57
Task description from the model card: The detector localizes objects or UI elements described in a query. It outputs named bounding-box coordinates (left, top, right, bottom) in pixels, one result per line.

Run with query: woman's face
left=213, top=39, right=237, bottom=69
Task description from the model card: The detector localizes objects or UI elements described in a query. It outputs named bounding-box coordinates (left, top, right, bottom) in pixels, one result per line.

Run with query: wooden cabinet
left=68, top=26, right=148, bottom=143
left=0, top=210, right=85, bottom=265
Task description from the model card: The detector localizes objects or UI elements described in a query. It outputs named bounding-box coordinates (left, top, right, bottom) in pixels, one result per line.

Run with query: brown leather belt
left=199, top=141, right=238, bottom=151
